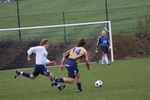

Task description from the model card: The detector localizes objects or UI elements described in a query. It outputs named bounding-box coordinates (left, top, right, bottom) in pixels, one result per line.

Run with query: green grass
left=0, top=57, right=150, bottom=100
left=0, top=0, right=150, bottom=41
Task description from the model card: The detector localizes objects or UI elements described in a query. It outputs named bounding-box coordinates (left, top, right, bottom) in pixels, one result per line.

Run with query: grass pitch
left=0, top=57, right=150, bottom=100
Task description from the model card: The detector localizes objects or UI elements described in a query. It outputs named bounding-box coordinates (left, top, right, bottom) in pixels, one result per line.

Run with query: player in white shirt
left=14, top=39, right=65, bottom=90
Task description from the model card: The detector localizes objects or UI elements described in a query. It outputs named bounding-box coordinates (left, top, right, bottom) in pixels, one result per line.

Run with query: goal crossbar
left=0, top=21, right=114, bottom=62
left=0, top=21, right=110, bottom=31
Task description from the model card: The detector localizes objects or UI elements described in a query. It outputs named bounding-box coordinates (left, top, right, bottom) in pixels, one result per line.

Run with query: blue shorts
left=101, top=46, right=109, bottom=54
left=65, top=59, right=79, bottom=79
left=32, top=65, right=50, bottom=77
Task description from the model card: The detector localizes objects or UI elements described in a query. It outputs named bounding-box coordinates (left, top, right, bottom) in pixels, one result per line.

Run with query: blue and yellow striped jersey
left=63, top=47, right=88, bottom=63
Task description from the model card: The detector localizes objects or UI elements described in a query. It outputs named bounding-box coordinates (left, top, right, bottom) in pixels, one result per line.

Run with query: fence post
left=105, top=0, right=109, bottom=30
left=105, top=0, right=109, bottom=21
left=62, top=11, right=67, bottom=44
left=16, top=0, right=22, bottom=41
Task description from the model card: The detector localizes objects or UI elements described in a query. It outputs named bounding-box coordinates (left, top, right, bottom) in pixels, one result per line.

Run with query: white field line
left=0, top=62, right=96, bottom=72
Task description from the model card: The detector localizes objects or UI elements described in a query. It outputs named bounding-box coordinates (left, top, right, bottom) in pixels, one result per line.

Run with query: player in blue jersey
left=95, top=31, right=110, bottom=65
left=52, top=38, right=90, bottom=92
left=14, top=39, right=65, bottom=91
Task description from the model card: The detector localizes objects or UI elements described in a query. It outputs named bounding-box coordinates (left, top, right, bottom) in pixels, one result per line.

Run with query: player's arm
left=84, top=56, right=90, bottom=70
left=83, top=51, right=90, bottom=70
left=60, top=49, right=71, bottom=71
left=95, top=37, right=101, bottom=52
left=46, top=59, right=57, bottom=66
left=27, top=47, right=36, bottom=62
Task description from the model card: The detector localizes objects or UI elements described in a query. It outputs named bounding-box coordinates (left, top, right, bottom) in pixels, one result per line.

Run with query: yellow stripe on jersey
left=63, top=47, right=88, bottom=63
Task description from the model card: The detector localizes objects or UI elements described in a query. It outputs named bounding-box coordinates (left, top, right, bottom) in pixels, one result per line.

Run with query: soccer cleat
left=77, top=89, right=85, bottom=92
left=57, top=85, right=65, bottom=91
left=14, top=70, right=20, bottom=79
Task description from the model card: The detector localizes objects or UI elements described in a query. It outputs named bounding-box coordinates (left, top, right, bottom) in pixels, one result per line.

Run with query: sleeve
left=27, top=47, right=37, bottom=55
left=96, top=36, right=101, bottom=47
left=46, top=59, right=51, bottom=64
left=63, top=49, right=71, bottom=58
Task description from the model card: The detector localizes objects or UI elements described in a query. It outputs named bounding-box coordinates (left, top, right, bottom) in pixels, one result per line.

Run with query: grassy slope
left=0, top=57, right=150, bottom=100
left=0, top=0, right=150, bottom=40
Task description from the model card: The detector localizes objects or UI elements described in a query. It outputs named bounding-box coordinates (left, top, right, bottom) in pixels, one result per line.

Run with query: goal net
left=0, top=21, right=114, bottom=62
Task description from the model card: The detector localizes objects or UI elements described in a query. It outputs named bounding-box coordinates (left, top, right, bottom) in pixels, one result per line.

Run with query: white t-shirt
left=27, top=46, right=51, bottom=65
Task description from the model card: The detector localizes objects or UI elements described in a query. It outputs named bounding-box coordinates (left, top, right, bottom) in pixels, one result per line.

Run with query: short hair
left=40, top=39, right=49, bottom=46
left=77, top=38, right=86, bottom=47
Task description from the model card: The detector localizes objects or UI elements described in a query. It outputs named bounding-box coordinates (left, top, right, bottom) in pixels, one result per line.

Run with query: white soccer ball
left=95, top=80, right=103, bottom=87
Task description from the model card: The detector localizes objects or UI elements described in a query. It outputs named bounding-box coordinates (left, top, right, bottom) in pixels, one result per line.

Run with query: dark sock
left=77, top=82, right=82, bottom=90
left=55, top=78, right=64, bottom=83
left=22, top=72, right=30, bottom=78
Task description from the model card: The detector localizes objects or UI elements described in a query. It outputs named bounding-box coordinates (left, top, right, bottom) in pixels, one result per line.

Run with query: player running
left=95, top=31, right=110, bottom=65
left=14, top=39, right=65, bottom=90
left=53, top=38, right=90, bottom=92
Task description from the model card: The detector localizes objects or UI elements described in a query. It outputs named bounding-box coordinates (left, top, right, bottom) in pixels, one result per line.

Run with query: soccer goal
left=0, top=21, right=114, bottom=62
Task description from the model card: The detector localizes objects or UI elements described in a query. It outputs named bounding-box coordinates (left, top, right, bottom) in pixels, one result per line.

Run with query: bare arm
left=60, top=56, right=66, bottom=71
left=27, top=54, right=32, bottom=62
left=84, top=56, right=90, bottom=70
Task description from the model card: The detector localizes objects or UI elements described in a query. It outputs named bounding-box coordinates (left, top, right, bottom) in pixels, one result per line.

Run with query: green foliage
left=0, top=58, right=150, bottom=100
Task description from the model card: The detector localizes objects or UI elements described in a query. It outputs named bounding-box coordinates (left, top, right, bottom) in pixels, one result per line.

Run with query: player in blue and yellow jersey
left=96, top=31, right=110, bottom=65
left=53, top=38, right=90, bottom=92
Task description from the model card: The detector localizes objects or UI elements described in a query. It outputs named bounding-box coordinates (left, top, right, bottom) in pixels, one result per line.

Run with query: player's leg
left=101, top=52, right=106, bottom=64
left=104, top=53, right=109, bottom=65
left=14, top=70, right=37, bottom=79
left=103, top=47, right=109, bottom=65
left=76, top=71, right=84, bottom=92
left=54, top=75, right=75, bottom=83
left=101, top=47, right=105, bottom=64
left=14, top=65, right=42, bottom=79
left=101, top=53, right=105, bottom=64
left=40, top=66, right=65, bottom=91
left=54, top=66, right=76, bottom=84
left=101, top=46, right=109, bottom=65
left=48, top=73, right=65, bottom=90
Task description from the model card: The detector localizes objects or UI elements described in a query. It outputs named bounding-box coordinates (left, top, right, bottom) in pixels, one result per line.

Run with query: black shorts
left=65, top=59, right=79, bottom=79
left=101, top=46, right=109, bottom=54
left=32, top=65, right=50, bottom=77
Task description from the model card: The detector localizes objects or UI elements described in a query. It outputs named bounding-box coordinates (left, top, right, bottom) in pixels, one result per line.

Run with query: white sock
left=20, top=71, right=23, bottom=75
left=104, top=56, right=109, bottom=64
left=101, top=56, right=105, bottom=64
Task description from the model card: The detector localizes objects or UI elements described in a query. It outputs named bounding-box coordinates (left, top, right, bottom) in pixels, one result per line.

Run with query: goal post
left=0, top=21, right=114, bottom=62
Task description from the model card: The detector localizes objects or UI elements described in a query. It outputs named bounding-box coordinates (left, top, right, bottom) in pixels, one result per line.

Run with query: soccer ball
left=95, top=80, right=103, bottom=87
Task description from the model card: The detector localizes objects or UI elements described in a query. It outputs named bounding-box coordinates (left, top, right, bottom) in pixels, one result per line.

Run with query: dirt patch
left=0, top=34, right=150, bottom=70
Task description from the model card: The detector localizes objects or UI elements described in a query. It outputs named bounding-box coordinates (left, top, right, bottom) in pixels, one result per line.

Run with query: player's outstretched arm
left=46, top=59, right=57, bottom=66
left=60, top=57, right=66, bottom=71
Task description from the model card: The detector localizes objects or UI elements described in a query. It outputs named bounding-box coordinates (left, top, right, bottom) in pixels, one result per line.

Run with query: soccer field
left=0, top=58, right=150, bottom=100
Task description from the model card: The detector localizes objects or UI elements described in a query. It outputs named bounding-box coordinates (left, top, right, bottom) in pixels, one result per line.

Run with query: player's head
left=40, top=39, right=50, bottom=49
left=77, top=38, right=86, bottom=47
left=100, top=31, right=107, bottom=36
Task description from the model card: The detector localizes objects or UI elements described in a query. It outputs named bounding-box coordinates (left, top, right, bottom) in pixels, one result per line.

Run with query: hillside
left=0, top=34, right=150, bottom=70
